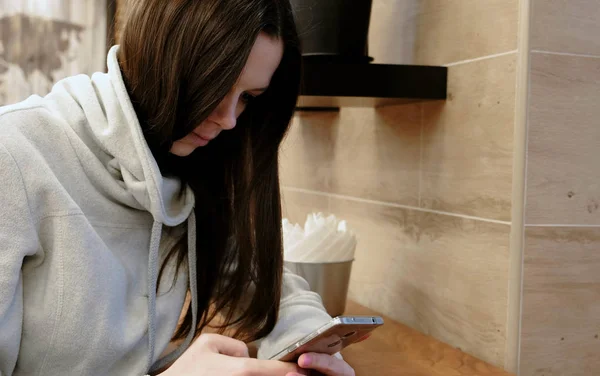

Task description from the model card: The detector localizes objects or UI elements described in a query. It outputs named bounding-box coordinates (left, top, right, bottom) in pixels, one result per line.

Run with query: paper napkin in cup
left=282, top=213, right=357, bottom=263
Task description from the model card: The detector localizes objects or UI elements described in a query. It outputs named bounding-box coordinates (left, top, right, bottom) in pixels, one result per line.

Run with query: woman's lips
left=189, top=132, right=210, bottom=146
left=197, top=133, right=213, bottom=141
left=195, top=130, right=219, bottom=141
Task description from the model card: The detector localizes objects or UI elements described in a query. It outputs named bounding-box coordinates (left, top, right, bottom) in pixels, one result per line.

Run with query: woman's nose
left=212, top=96, right=238, bottom=130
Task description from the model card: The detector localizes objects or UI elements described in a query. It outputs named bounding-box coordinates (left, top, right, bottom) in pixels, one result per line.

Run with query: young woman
left=0, top=0, right=355, bottom=375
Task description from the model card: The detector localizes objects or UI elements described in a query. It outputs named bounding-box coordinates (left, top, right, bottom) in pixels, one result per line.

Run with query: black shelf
left=298, top=60, right=447, bottom=109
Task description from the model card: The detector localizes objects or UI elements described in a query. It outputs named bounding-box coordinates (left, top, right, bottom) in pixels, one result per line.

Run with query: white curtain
left=0, top=0, right=107, bottom=105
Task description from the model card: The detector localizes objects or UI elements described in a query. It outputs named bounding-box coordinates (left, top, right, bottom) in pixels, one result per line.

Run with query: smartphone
left=268, top=315, right=384, bottom=362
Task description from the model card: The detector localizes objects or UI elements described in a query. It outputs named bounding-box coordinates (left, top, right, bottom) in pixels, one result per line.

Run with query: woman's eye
left=240, top=92, right=257, bottom=104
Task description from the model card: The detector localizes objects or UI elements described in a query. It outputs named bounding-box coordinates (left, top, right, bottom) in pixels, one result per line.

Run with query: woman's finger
left=193, top=333, right=250, bottom=358
left=243, top=358, right=310, bottom=376
left=298, top=353, right=355, bottom=376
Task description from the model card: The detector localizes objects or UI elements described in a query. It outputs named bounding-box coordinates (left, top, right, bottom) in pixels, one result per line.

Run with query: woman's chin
left=170, top=142, right=199, bottom=157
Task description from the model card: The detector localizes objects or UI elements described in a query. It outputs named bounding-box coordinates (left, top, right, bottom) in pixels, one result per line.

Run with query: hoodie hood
left=70, top=45, right=195, bottom=225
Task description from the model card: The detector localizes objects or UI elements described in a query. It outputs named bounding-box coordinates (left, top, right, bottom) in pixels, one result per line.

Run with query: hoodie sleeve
left=0, top=142, right=40, bottom=375
left=256, top=267, right=333, bottom=360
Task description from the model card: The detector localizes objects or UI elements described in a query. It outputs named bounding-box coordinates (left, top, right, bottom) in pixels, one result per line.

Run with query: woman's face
left=170, top=33, right=284, bottom=157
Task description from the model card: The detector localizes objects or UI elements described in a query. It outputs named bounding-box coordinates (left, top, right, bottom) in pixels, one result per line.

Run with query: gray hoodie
left=0, top=46, right=332, bottom=375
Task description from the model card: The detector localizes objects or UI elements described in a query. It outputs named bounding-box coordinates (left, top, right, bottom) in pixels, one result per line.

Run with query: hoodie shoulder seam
left=0, top=105, right=48, bottom=120
left=39, top=211, right=85, bottom=222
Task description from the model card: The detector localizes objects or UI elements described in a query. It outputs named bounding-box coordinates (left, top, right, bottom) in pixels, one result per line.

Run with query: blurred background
left=0, top=0, right=110, bottom=105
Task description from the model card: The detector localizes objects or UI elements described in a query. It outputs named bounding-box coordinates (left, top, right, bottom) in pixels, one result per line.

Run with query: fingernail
left=301, top=354, right=311, bottom=366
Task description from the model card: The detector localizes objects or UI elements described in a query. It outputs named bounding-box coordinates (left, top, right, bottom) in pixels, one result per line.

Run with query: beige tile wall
left=525, top=53, right=600, bottom=226
left=519, top=2, right=600, bottom=374
left=530, top=0, right=600, bottom=56
left=369, top=0, right=519, bottom=65
left=281, top=105, right=421, bottom=206
left=520, top=227, right=600, bottom=376
left=421, top=54, right=516, bottom=221
left=280, top=0, right=520, bottom=368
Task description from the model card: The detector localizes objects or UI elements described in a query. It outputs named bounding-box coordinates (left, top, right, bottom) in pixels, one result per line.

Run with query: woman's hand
left=160, top=333, right=310, bottom=376
left=286, top=353, right=355, bottom=376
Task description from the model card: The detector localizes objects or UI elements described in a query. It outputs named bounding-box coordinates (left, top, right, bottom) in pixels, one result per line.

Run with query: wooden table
left=341, top=301, right=514, bottom=376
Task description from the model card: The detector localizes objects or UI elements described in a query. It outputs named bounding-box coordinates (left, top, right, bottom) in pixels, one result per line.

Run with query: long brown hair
left=118, top=0, right=301, bottom=342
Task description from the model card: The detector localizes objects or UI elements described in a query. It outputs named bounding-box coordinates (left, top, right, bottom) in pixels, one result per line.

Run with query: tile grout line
left=282, top=186, right=512, bottom=226
left=525, top=224, right=600, bottom=228
left=444, top=49, right=518, bottom=67
left=531, top=50, right=600, bottom=59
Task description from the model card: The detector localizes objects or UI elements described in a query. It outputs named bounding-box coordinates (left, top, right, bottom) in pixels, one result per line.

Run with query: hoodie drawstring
left=147, top=211, right=198, bottom=373
left=146, top=220, right=162, bottom=371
